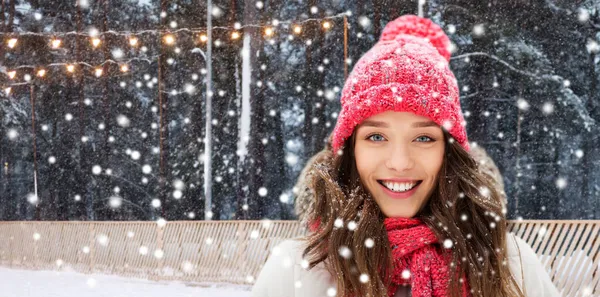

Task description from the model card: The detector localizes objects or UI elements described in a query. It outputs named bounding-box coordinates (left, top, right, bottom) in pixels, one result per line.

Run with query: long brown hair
left=301, top=130, right=525, bottom=297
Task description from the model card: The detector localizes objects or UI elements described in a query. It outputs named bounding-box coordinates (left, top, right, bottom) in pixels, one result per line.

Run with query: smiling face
left=353, top=111, right=445, bottom=218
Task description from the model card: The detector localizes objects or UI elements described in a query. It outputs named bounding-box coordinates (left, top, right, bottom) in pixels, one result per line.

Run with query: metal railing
left=0, top=220, right=597, bottom=296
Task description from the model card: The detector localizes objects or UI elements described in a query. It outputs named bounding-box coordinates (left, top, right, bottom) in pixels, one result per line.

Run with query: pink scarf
left=385, top=217, right=471, bottom=297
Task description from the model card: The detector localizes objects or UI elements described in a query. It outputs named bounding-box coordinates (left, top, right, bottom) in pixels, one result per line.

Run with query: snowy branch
left=451, top=52, right=563, bottom=83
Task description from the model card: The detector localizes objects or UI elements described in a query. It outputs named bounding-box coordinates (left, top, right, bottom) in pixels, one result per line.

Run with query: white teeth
left=382, top=181, right=418, bottom=193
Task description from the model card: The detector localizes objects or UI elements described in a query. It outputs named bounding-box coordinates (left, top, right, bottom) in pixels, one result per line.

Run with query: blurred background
left=0, top=0, right=598, bottom=221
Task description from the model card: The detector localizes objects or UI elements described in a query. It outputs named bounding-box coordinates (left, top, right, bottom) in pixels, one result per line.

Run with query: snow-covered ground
left=1, top=267, right=251, bottom=297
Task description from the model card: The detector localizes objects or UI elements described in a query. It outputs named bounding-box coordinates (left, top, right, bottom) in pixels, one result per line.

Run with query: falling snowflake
left=142, top=165, right=152, bottom=174
left=279, top=193, right=289, bottom=203
left=359, top=16, right=371, bottom=28
left=181, top=261, right=194, bottom=273
left=472, top=24, right=485, bottom=36
left=258, top=187, right=268, bottom=197
left=173, top=190, right=183, bottom=199
left=27, top=193, right=39, bottom=205
left=97, top=234, right=109, bottom=246
left=443, top=239, right=454, bottom=249
left=556, top=177, right=567, bottom=189
left=156, top=218, right=167, bottom=228
left=326, top=287, right=337, bottom=297
left=117, top=115, right=131, bottom=127
left=261, top=219, right=272, bottom=229
left=479, top=186, right=491, bottom=198
left=447, top=24, right=456, bottom=34
left=334, top=218, right=344, bottom=228
left=347, top=221, right=357, bottom=231
left=359, top=273, right=369, bottom=283
left=542, top=102, right=554, bottom=115
left=7, top=129, right=18, bottom=140
left=517, top=98, right=530, bottom=111
left=108, top=196, right=122, bottom=208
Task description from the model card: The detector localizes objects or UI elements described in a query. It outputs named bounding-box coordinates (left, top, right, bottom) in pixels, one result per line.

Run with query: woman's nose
left=384, top=144, right=415, bottom=172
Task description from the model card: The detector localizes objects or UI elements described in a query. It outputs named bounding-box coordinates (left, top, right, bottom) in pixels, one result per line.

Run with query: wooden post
left=344, top=15, right=349, bottom=80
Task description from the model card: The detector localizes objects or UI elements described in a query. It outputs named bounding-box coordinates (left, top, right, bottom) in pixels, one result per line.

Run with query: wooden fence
left=0, top=220, right=598, bottom=296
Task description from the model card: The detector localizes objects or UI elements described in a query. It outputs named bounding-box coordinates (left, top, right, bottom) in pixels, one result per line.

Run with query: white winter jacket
left=251, top=232, right=562, bottom=297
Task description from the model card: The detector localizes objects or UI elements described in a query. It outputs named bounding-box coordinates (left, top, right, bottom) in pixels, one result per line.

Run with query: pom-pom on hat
left=331, top=15, right=469, bottom=153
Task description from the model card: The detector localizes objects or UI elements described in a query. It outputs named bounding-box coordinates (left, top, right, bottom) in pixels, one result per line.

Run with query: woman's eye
left=367, top=134, right=386, bottom=142
left=415, top=136, right=434, bottom=142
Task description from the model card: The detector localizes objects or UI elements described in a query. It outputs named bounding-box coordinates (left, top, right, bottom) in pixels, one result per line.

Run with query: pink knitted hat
left=331, top=15, right=469, bottom=153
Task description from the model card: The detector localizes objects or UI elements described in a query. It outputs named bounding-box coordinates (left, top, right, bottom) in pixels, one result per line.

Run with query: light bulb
left=66, top=64, right=75, bottom=73
left=7, top=38, right=17, bottom=48
left=129, top=37, right=138, bottom=46
left=199, top=34, right=208, bottom=42
left=120, top=64, right=129, bottom=72
left=265, top=27, right=274, bottom=37
left=91, top=38, right=101, bottom=47
left=95, top=68, right=103, bottom=77
left=164, top=34, right=175, bottom=45
left=37, top=69, right=46, bottom=77
left=8, top=71, right=16, bottom=79
left=51, top=39, right=62, bottom=48
left=231, top=31, right=241, bottom=40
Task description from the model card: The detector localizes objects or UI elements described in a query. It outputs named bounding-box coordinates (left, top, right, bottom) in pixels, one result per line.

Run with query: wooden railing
left=0, top=220, right=597, bottom=296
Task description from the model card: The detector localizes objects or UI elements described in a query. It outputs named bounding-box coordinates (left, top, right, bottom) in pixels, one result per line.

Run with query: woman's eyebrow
left=359, top=120, right=388, bottom=128
left=411, top=121, right=438, bottom=128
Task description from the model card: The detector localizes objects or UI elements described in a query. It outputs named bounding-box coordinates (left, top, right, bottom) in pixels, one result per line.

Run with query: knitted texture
left=331, top=15, right=469, bottom=153
left=385, top=217, right=471, bottom=297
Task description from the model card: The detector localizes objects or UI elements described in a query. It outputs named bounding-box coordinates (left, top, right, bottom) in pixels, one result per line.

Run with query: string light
left=322, top=21, right=332, bottom=30
left=129, top=37, right=138, bottom=46
left=91, top=38, right=101, bottom=48
left=293, top=25, right=302, bottom=34
left=66, top=64, right=75, bottom=73
left=199, top=34, right=208, bottom=42
left=8, top=71, right=16, bottom=79
left=231, top=31, right=240, bottom=40
left=37, top=69, right=46, bottom=77
left=7, top=38, right=17, bottom=48
left=120, top=64, right=129, bottom=72
left=0, top=12, right=347, bottom=39
left=264, top=27, right=274, bottom=37
left=95, top=68, right=103, bottom=77
left=163, top=34, right=175, bottom=45
left=51, top=38, right=62, bottom=49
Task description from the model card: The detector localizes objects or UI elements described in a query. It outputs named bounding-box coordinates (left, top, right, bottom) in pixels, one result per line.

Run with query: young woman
left=252, top=15, right=560, bottom=297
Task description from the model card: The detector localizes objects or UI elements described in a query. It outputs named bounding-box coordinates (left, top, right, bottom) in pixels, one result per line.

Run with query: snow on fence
left=0, top=220, right=597, bottom=296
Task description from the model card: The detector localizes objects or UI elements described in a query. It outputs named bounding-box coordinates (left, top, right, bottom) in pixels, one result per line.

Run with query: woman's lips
left=377, top=180, right=422, bottom=199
